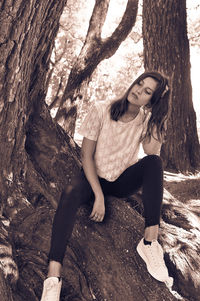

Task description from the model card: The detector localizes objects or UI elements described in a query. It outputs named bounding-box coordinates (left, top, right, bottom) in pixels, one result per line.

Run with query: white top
left=79, top=100, right=151, bottom=181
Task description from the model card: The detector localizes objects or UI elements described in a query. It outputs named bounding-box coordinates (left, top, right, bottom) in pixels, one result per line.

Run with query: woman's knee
left=143, top=154, right=163, bottom=170
left=59, top=173, right=92, bottom=208
left=59, top=185, right=79, bottom=209
left=61, top=183, right=82, bottom=206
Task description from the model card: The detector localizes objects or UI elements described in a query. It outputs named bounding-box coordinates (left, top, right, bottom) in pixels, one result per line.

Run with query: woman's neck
left=127, top=102, right=140, bottom=115
left=119, top=102, right=140, bottom=123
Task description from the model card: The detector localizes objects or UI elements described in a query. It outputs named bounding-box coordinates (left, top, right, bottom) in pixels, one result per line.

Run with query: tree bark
left=0, top=0, right=68, bottom=207
left=54, top=0, right=139, bottom=135
left=0, top=268, right=13, bottom=301
left=12, top=188, right=200, bottom=300
left=142, top=0, right=200, bottom=173
left=0, top=0, right=68, bottom=297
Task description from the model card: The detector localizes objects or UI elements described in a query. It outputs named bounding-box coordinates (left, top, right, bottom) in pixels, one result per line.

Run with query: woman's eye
left=145, top=89, right=152, bottom=95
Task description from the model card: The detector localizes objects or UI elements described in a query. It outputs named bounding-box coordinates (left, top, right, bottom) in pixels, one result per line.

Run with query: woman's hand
left=90, top=195, right=105, bottom=222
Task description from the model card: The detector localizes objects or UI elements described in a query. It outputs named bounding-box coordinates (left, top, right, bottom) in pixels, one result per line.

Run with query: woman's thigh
left=100, top=155, right=163, bottom=198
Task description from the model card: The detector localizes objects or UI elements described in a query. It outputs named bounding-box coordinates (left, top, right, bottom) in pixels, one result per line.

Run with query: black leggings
left=48, top=155, right=163, bottom=264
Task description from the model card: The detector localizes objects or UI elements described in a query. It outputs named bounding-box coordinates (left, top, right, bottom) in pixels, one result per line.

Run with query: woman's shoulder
left=92, top=99, right=112, bottom=117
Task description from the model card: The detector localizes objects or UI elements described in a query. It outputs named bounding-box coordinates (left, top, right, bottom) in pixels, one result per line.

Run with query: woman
left=41, top=71, right=173, bottom=301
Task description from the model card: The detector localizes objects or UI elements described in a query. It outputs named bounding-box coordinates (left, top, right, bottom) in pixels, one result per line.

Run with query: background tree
left=142, top=0, right=200, bottom=173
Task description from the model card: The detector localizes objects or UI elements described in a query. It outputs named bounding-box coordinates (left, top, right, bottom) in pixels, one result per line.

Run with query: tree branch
left=86, top=0, right=110, bottom=40
left=56, top=0, right=139, bottom=126
left=102, top=0, right=139, bottom=58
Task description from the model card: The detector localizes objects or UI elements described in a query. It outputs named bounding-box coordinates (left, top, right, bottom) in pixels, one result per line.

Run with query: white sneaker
left=137, top=238, right=173, bottom=285
left=40, top=277, right=62, bottom=301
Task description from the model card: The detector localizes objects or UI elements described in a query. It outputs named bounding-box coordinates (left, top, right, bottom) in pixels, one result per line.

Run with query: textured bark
left=160, top=189, right=200, bottom=301
left=12, top=196, right=177, bottom=301
left=0, top=0, right=68, bottom=298
left=11, top=188, right=200, bottom=301
left=0, top=0, right=68, bottom=209
left=142, top=0, right=200, bottom=173
left=55, top=0, right=139, bottom=135
left=0, top=268, right=13, bottom=301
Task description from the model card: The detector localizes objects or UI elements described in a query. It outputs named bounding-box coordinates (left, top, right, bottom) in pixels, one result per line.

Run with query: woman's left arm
left=142, top=127, right=163, bottom=155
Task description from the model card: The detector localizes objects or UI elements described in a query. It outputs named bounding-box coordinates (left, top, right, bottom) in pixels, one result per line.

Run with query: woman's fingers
left=91, top=214, right=101, bottom=222
left=89, top=210, right=96, bottom=219
left=90, top=199, right=105, bottom=222
left=90, top=212, right=104, bottom=222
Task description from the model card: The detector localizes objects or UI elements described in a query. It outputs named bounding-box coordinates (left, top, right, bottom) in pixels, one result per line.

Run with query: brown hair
left=110, top=71, right=170, bottom=142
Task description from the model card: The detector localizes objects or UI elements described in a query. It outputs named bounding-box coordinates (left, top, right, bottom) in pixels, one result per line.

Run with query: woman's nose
left=136, top=87, right=142, bottom=95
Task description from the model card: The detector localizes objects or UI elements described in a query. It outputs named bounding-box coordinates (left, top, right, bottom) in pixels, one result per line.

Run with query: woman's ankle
left=144, top=224, right=159, bottom=241
left=47, top=260, right=62, bottom=278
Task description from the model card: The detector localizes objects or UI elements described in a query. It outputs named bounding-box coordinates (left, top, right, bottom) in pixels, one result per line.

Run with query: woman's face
left=127, top=77, right=158, bottom=108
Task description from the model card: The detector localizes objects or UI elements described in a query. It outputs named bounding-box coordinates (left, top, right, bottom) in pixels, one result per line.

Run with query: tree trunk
left=54, top=0, right=139, bottom=135
left=0, top=0, right=68, bottom=207
left=0, top=0, right=68, bottom=296
left=142, top=0, right=200, bottom=173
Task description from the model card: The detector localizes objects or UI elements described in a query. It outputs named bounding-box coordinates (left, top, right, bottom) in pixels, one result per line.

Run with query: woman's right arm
left=81, top=137, right=105, bottom=222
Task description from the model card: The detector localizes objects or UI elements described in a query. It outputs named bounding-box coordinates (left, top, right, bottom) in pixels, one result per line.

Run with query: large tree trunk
left=0, top=0, right=68, bottom=207
left=54, top=0, right=139, bottom=135
left=0, top=0, right=68, bottom=297
left=142, top=0, right=200, bottom=173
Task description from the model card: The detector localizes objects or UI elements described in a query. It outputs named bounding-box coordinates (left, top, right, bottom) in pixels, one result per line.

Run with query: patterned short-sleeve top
left=78, top=100, right=151, bottom=181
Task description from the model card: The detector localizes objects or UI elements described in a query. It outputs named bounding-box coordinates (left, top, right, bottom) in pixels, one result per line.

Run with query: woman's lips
left=132, top=92, right=138, bottom=99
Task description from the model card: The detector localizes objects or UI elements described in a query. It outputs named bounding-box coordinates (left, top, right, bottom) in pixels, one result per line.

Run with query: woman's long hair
left=110, top=71, right=170, bottom=142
